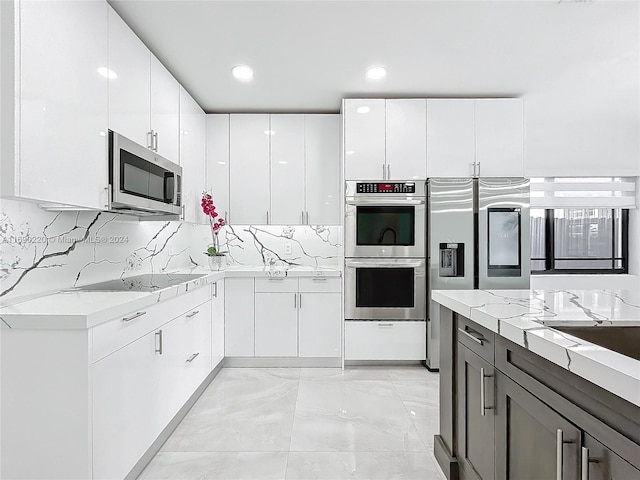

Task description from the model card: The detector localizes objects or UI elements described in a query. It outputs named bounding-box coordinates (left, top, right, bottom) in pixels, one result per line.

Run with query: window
left=530, top=208, right=629, bottom=274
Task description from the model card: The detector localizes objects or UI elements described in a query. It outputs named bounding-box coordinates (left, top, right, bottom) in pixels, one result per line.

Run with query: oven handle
left=345, top=259, right=425, bottom=268
left=345, top=199, right=425, bottom=206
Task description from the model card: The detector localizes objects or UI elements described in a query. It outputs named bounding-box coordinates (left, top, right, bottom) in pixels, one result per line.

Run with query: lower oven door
left=345, top=258, right=426, bottom=320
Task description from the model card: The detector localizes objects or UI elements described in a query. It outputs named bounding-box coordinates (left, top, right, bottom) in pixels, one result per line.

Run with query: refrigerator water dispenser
left=439, top=243, right=465, bottom=277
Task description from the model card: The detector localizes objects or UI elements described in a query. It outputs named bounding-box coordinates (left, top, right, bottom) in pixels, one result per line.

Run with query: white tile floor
left=139, top=367, right=446, bottom=480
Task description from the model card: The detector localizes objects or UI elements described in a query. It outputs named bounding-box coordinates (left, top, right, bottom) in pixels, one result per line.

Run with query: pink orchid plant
left=201, top=192, right=226, bottom=256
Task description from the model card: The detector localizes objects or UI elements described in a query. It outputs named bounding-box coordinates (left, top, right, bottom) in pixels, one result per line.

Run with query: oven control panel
left=356, top=182, right=416, bottom=194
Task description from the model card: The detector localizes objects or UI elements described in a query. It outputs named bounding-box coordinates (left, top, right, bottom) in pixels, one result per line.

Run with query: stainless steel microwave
left=108, top=131, right=182, bottom=216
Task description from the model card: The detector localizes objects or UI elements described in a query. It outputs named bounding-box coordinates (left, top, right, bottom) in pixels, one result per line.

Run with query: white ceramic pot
left=207, top=255, right=227, bottom=271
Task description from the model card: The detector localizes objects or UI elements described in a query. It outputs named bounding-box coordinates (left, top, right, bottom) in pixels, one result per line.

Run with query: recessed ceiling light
left=217, top=161, right=226, bottom=165
left=97, top=67, right=118, bottom=79
left=345, top=150, right=355, bottom=155
left=264, top=130, right=275, bottom=135
left=232, top=64, right=253, bottom=82
left=356, top=106, right=370, bottom=114
left=365, top=65, right=387, bottom=80
left=278, top=161, right=288, bottom=164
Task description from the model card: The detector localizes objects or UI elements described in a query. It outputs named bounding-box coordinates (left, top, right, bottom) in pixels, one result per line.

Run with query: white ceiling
left=108, top=0, right=639, bottom=114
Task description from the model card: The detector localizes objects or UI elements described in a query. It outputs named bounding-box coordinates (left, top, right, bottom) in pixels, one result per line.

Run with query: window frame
left=531, top=208, right=629, bottom=275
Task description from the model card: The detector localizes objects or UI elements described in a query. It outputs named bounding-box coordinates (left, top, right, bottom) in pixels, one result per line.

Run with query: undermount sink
left=552, top=326, right=640, bottom=361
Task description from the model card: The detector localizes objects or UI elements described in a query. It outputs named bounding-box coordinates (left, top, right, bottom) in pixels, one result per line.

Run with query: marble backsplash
left=0, top=199, right=343, bottom=303
left=189, top=223, right=343, bottom=269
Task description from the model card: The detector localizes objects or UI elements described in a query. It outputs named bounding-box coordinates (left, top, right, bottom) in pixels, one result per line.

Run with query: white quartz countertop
left=0, top=266, right=341, bottom=330
left=431, top=289, right=640, bottom=407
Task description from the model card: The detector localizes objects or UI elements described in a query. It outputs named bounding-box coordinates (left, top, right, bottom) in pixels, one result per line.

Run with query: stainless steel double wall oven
left=345, top=181, right=427, bottom=322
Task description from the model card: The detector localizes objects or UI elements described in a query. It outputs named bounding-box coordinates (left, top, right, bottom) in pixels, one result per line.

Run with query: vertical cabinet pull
left=147, top=131, right=153, bottom=149
left=155, top=330, right=163, bottom=355
left=299, top=293, right=302, bottom=309
left=213, top=282, right=218, bottom=298
left=294, top=293, right=297, bottom=308
left=581, top=446, right=598, bottom=480
left=266, top=211, right=269, bottom=224
left=556, top=429, right=564, bottom=480
left=382, top=164, right=386, bottom=180
left=153, top=131, right=159, bottom=151
left=480, top=367, right=494, bottom=416
left=387, top=164, right=390, bottom=179
left=306, top=211, right=309, bottom=225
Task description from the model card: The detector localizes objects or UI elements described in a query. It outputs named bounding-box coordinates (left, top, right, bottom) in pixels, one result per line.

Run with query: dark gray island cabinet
left=434, top=307, right=640, bottom=480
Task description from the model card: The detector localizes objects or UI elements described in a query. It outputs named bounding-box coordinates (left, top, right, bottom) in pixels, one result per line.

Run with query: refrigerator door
left=478, top=178, right=530, bottom=289
left=427, top=178, right=474, bottom=369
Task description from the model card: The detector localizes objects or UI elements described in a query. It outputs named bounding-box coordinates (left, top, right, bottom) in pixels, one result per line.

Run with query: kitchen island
left=431, top=289, right=640, bottom=480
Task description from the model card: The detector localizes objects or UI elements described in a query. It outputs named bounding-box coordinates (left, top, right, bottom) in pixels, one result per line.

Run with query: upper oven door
left=345, top=258, right=426, bottom=320
left=345, top=197, right=426, bottom=257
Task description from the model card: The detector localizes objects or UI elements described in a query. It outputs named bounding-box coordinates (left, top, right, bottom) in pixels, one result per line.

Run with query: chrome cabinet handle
left=122, top=311, right=146, bottom=322
left=153, top=131, right=159, bottom=152
left=557, top=429, right=564, bottom=480
left=581, top=446, right=599, bottom=480
left=147, top=131, right=153, bottom=149
left=186, top=352, right=199, bottom=363
left=301, top=211, right=304, bottom=224
left=155, top=329, right=163, bottom=355
left=458, top=327, right=485, bottom=346
left=268, top=277, right=284, bottom=281
left=382, top=164, right=386, bottom=180
left=266, top=210, right=269, bottom=224
left=378, top=323, right=394, bottom=327
left=387, top=164, right=390, bottom=179
left=480, top=367, right=494, bottom=416
left=186, top=310, right=199, bottom=318
left=312, top=277, right=328, bottom=282
left=299, top=293, right=302, bottom=309
left=294, top=293, right=297, bottom=308
left=213, top=282, right=218, bottom=298
left=477, top=161, right=480, bottom=177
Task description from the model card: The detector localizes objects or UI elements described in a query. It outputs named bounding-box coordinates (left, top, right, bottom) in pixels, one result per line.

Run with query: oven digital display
left=356, top=183, right=416, bottom=194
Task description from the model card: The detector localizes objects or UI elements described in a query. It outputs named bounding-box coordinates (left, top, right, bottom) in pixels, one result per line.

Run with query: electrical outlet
left=284, top=242, right=292, bottom=255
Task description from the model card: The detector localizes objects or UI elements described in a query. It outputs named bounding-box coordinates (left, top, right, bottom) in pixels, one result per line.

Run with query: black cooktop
left=75, top=273, right=206, bottom=292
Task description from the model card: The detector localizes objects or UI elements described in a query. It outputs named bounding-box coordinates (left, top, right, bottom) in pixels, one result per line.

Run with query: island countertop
left=0, top=266, right=341, bottom=330
left=431, top=288, right=640, bottom=407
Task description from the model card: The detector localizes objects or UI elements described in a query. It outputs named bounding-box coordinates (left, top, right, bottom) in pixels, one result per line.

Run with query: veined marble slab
left=431, top=288, right=640, bottom=407
left=0, top=266, right=341, bottom=330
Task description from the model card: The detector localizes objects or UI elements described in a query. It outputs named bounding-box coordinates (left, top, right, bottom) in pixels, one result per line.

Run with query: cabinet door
left=255, top=292, right=298, bottom=357
left=224, top=278, right=255, bottom=356
left=496, top=372, right=581, bottom=480
left=92, top=332, right=160, bottom=480
left=107, top=5, right=150, bottom=149
left=344, top=99, right=386, bottom=180
left=206, top=114, right=230, bottom=221
left=386, top=99, right=427, bottom=180
left=211, top=280, right=225, bottom=369
left=150, top=55, right=180, bottom=163
left=457, top=345, right=495, bottom=480
left=229, top=114, right=270, bottom=224
left=179, top=87, right=206, bottom=223
left=583, top=434, right=640, bottom=480
left=426, top=99, right=475, bottom=178
left=270, top=114, right=305, bottom=224
left=19, top=0, right=108, bottom=209
left=298, top=292, right=341, bottom=358
left=475, top=99, right=524, bottom=177
left=304, top=114, right=341, bottom=225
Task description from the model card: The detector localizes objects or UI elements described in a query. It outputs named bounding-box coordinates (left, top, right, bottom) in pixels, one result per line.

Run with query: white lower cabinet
left=344, top=321, right=426, bottom=361
left=211, top=280, right=225, bottom=368
left=92, top=331, right=161, bottom=480
left=255, top=292, right=298, bottom=356
left=224, top=277, right=255, bottom=356
left=298, top=292, right=342, bottom=358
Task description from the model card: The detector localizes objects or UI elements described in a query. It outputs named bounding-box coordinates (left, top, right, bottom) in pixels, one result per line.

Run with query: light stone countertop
left=431, top=288, right=640, bottom=407
left=0, top=265, right=341, bottom=330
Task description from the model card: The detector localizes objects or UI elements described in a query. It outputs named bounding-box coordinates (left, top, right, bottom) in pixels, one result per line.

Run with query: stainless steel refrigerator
left=426, top=178, right=530, bottom=370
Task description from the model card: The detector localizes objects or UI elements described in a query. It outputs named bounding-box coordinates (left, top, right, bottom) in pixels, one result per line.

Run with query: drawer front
left=254, top=277, right=298, bottom=293
left=92, top=286, right=210, bottom=363
left=457, top=315, right=495, bottom=364
left=345, top=321, right=426, bottom=361
left=299, top=277, right=341, bottom=293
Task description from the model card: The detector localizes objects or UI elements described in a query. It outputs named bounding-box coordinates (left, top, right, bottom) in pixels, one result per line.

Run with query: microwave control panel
left=356, top=182, right=416, bottom=194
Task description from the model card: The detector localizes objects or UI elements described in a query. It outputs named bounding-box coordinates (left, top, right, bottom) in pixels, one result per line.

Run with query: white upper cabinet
left=305, top=114, right=341, bottom=225
left=179, top=87, right=206, bottom=223
left=229, top=114, right=270, bottom=224
left=107, top=6, right=150, bottom=149
left=16, top=0, right=108, bottom=209
left=426, top=99, right=476, bottom=178
left=385, top=99, right=427, bottom=180
left=270, top=114, right=306, bottom=224
left=344, top=99, right=386, bottom=180
left=108, top=6, right=179, bottom=164
left=150, top=55, right=180, bottom=162
left=206, top=114, right=230, bottom=221
left=475, top=98, right=524, bottom=177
